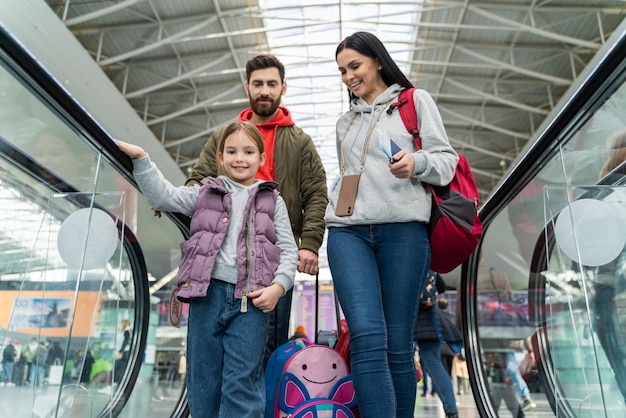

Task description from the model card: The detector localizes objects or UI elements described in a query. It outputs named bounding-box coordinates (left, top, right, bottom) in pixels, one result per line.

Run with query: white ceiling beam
left=68, top=6, right=260, bottom=33
left=445, top=78, right=549, bottom=115
left=464, top=165, right=502, bottom=180
left=165, top=119, right=237, bottom=149
left=98, top=16, right=219, bottom=66
left=469, top=5, right=602, bottom=49
left=147, top=85, right=241, bottom=126
left=412, top=38, right=584, bottom=53
left=125, top=53, right=232, bottom=98
left=212, top=0, right=248, bottom=89
left=448, top=137, right=516, bottom=162
left=64, top=0, right=145, bottom=26
left=469, top=2, right=624, bottom=14
left=455, top=45, right=572, bottom=86
left=149, top=267, right=178, bottom=295
left=415, top=71, right=552, bottom=86
left=439, top=106, right=530, bottom=139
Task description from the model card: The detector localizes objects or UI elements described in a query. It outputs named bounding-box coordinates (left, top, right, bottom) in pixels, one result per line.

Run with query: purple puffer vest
left=176, top=177, right=280, bottom=302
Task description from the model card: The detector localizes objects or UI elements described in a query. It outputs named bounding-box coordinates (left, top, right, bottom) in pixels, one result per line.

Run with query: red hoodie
left=238, top=107, right=295, bottom=181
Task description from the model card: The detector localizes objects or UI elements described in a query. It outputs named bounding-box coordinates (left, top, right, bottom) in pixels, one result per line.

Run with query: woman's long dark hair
left=336, top=31, right=413, bottom=101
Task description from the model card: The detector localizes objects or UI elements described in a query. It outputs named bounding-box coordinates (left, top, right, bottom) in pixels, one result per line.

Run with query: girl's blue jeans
left=186, top=279, right=268, bottom=418
left=328, top=222, right=430, bottom=418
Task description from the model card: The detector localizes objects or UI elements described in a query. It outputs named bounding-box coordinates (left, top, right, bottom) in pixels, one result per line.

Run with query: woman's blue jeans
left=186, top=279, right=268, bottom=418
left=418, top=339, right=458, bottom=414
left=506, top=352, right=530, bottom=399
left=328, top=223, right=430, bottom=418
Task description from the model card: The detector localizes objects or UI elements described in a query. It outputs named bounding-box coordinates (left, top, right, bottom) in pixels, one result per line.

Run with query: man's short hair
left=246, top=54, right=285, bottom=82
left=438, top=297, right=449, bottom=310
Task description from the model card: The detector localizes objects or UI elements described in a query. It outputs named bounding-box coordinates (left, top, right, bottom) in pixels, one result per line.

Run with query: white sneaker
left=522, top=398, right=537, bottom=411
left=97, top=386, right=112, bottom=395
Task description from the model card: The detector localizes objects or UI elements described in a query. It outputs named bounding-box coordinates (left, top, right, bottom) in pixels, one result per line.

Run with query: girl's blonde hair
left=217, top=121, right=265, bottom=154
left=599, top=128, right=626, bottom=178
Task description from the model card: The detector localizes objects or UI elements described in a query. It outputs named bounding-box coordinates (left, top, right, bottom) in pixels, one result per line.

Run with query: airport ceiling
left=44, top=0, right=626, bottom=202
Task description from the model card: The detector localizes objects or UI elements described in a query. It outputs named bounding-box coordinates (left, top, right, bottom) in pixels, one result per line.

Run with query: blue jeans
left=1, top=362, right=13, bottom=383
left=29, top=364, right=44, bottom=386
left=418, top=339, right=457, bottom=414
left=506, top=352, right=530, bottom=399
left=328, top=223, right=430, bottom=418
left=186, top=279, right=268, bottom=418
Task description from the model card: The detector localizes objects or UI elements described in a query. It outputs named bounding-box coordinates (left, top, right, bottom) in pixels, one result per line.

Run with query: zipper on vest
left=241, top=209, right=253, bottom=313
left=241, top=294, right=248, bottom=313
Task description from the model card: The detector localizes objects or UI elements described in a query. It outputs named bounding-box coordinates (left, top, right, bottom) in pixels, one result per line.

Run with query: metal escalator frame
left=0, top=25, right=190, bottom=418
left=464, top=25, right=626, bottom=418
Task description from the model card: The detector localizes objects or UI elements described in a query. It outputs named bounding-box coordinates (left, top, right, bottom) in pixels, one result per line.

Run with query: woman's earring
left=378, top=66, right=383, bottom=70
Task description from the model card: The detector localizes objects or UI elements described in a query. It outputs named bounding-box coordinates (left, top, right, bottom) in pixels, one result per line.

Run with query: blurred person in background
left=1, top=339, right=17, bottom=386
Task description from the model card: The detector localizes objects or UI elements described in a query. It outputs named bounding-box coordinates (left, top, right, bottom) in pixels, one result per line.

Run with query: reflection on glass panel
left=477, top=74, right=626, bottom=417
left=119, top=196, right=188, bottom=418
left=505, top=79, right=626, bottom=275
left=476, top=257, right=537, bottom=417
left=479, top=181, right=537, bottom=406
left=0, top=184, right=133, bottom=416
left=542, top=186, right=626, bottom=417
left=0, top=57, right=188, bottom=417
left=0, top=66, right=49, bottom=147
left=20, top=125, right=100, bottom=193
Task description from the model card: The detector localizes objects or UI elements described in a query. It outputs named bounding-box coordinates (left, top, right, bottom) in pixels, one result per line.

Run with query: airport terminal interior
left=1, top=1, right=626, bottom=417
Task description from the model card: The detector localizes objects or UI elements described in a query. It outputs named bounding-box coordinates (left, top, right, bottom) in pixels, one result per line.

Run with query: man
left=21, top=337, right=38, bottom=385
left=28, top=340, right=48, bottom=386
left=45, top=340, right=65, bottom=380
left=437, top=297, right=457, bottom=376
left=186, top=54, right=328, bottom=363
left=1, top=340, right=17, bottom=386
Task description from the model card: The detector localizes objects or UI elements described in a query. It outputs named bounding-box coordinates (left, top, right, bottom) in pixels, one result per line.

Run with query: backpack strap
left=391, top=87, right=422, bottom=149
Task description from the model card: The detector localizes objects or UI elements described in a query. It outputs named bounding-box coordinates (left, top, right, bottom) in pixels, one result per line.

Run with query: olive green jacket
left=186, top=125, right=328, bottom=254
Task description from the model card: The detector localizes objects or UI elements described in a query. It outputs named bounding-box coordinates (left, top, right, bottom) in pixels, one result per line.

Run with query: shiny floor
left=417, top=391, right=480, bottom=417
left=2, top=380, right=556, bottom=418
left=415, top=391, right=553, bottom=418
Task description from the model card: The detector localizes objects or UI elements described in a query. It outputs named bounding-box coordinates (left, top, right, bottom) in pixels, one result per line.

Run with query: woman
left=594, top=127, right=626, bottom=402
left=114, top=319, right=131, bottom=383
left=326, top=31, right=458, bottom=418
left=414, top=273, right=460, bottom=418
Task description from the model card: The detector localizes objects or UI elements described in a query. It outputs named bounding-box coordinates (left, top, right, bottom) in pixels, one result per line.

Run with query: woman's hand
left=117, top=140, right=147, bottom=159
left=388, top=151, right=415, bottom=178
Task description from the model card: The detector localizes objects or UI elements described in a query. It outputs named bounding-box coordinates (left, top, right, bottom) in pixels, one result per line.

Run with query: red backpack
left=394, top=88, right=482, bottom=273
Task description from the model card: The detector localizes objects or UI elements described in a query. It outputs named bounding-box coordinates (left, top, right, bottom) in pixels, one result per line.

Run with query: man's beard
left=251, top=97, right=279, bottom=118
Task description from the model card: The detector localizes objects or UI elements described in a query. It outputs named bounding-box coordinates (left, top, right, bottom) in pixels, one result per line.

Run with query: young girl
left=117, top=121, right=298, bottom=417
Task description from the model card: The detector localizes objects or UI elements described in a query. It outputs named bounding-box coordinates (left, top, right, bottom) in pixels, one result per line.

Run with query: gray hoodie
left=325, top=84, right=458, bottom=227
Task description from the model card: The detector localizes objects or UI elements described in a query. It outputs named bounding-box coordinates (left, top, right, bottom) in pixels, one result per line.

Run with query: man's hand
left=298, top=249, right=319, bottom=275
left=248, top=284, right=283, bottom=313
